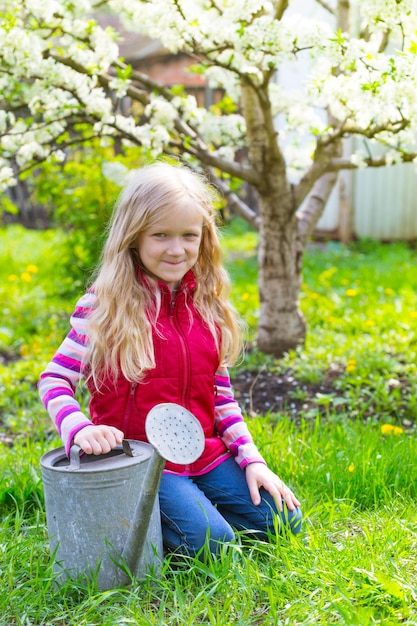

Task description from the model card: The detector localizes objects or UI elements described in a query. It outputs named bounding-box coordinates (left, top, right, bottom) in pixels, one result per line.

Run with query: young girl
left=39, top=162, right=302, bottom=557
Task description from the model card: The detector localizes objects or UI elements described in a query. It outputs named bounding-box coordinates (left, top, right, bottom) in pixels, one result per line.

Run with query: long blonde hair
left=86, top=162, right=243, bottom=386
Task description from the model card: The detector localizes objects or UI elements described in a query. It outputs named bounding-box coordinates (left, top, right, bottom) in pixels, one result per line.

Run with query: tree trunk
left=240, top=79, right=307, bottom=355
left=256, top=191, right=306, bottom=356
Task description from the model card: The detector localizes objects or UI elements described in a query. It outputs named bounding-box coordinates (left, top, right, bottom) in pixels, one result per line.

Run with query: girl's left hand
left=245, top=462, right=301, bottom=511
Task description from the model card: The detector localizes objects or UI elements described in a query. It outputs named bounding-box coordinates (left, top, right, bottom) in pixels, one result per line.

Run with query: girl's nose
left=167, top=238, right=184, bottom=255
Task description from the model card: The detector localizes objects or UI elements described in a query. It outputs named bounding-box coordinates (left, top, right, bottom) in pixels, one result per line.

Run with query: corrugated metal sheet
left=352, top=163, right=417, bottom=240
left=314, top=163, right=417, bottom=241
left=314, top=180, right=340, bottom=231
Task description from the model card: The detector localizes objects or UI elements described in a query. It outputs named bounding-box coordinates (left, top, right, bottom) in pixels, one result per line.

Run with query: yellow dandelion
left=21, top=272, right=32, bottom=282
left=365, top=320, right=375, bottom=326
left=310, top=292, right=319, bottom=299
left=384, top=288, right=394, bottom=295
left=31, top=341, right=41, bottom=354
left=319, top=267, right=337, bottom=281
left=410, top=311, right=417, bottom=318
left=381, top=424, right=404, bottom=436
left=345, top=289, right=358, bottom=297
left=241, top=293, right=249, bottom=300
left=8, top=274, right=18, bottom=281
left=348, top=464, right=355, bottom=472
left=20, top=344, right=30, bottom=357
left=346, top=359, right=357, bottom=372
left=26, top=264, right=38, bottom=273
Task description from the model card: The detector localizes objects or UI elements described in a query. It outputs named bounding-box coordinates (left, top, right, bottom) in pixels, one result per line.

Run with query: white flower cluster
left=309, top=42, right=417, bottom=132
left=0, top=1, right=122, bottom=178
left=350, top=151, right=368, bottom=168
left=108, top=77, right=131, bottom=98
left=109, top=0, right=332, bottom=79
left=1, top=0, right=417, bottom=186
left=197, top=113, right=246, bottom=150
left=145, top=97, right=178, bottom=127
left=0, top=164, right=16, bottom=191
left=22, top=0, right=93, bottom=21
left=171, top=95, right=206, bottom=127
left=204, top=67, right=241, bottom=103
left=355, top=0, right=417, bottom=37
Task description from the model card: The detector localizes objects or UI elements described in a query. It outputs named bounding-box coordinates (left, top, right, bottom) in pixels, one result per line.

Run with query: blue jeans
left=159, top=457, right=302, bottom=556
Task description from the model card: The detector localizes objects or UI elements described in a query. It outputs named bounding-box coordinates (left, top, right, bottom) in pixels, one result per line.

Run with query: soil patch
left=231, top=368, right=338, bottom=419
left=231, top=367, right=415, bottom=430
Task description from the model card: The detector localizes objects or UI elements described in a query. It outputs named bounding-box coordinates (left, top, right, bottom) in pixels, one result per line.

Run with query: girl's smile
left=137, top=201, right=203, bottom=291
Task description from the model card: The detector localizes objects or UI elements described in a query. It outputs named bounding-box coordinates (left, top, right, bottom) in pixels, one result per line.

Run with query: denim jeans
left=159, top=456, right=302, bottom=556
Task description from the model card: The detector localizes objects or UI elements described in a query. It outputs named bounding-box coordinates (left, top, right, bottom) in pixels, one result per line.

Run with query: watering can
left=40, top=403, right=205, bottom=590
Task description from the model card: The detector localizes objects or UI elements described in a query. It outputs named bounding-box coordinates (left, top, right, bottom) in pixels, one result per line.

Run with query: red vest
left=86, top=271, right=229, bottom=473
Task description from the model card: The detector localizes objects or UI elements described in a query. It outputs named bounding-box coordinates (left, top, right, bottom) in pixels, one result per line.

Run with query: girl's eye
left=150, top=232, right=200, bottom=239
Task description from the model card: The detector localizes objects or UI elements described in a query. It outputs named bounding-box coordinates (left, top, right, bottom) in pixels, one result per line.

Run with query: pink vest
left=86, top=272, right=229, bottom=473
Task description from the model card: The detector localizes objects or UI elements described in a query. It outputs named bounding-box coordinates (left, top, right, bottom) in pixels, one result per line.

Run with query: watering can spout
left=118, top=404, right=205, bottom=584
left=120, top=447, right=166, bottom=581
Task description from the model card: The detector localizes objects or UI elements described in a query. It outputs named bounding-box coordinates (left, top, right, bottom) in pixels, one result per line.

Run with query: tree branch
left=316, top=0, right=335, bottom=15
left=296, top=172, right=338, bottom=245
left=336, top=0, right=349, bottom=32
left=204, top=168, right=261, bottom=229
left=274, top=0, right=289, bottom=20
left=173, top=140, right=261, bottom=185
left=327, top=152, right=417, bottom=171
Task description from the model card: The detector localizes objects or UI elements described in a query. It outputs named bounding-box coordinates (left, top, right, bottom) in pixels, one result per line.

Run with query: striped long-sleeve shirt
left=38, top=291, right=266, bottom=470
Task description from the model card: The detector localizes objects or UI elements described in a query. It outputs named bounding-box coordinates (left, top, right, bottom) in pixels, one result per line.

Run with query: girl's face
left=137, top=201, right=203, bottom=291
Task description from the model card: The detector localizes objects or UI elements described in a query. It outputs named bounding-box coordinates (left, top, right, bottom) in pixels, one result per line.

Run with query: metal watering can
left=40, top=403, right=205, bottom=590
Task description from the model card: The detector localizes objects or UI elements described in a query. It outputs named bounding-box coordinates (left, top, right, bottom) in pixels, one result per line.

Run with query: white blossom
left=213, top=145, right=238, bottom=161
left=197, top=113, right=246, bottom=149
left=145, top=98, right=178, bottom=127
left=108, top=77, right=131, bottom=98
left=0, top=165, right=16, bottom=190
left=350, top=151, right=368, bottom=168
left=15, top=142, right=48, bottom=167
left=384, top=149, right=402, bottom=166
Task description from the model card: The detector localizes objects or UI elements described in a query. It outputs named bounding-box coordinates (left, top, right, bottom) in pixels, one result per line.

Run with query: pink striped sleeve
left=38, top=292, right=96, bottom=456
left=214, top=365, right=266, bottom=469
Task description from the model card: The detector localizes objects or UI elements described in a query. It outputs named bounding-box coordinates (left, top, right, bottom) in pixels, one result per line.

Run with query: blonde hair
left=86, top=162, right=243, bottom=386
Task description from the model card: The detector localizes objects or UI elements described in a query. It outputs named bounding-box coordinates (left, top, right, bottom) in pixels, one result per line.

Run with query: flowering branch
left=328, top=152, right=417, bottom=170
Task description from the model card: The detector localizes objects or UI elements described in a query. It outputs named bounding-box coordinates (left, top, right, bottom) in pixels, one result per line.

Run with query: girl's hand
left=73, top=424, right=124, bottom=455
left=245, top=462, right=301, bottom=511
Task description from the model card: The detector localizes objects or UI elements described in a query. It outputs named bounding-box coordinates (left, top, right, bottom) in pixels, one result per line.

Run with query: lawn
left=0, top=222, right=416, bottom=625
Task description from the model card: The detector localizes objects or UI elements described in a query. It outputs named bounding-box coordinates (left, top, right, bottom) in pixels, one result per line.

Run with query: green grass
left=1, top=222, right=417, bottom=625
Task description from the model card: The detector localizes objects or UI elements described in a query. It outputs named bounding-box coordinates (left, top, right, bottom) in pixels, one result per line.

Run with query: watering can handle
left=68, top=444, right=82, bottom=470
left=68, top=442, right=132, bottom=471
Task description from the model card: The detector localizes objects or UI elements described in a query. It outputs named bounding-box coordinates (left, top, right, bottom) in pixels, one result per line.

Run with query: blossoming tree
left=1, top=0, right=417, bottom=355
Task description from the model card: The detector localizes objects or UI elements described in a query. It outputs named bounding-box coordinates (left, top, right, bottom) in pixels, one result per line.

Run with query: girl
left=39, top=162, right=302, bottom=557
